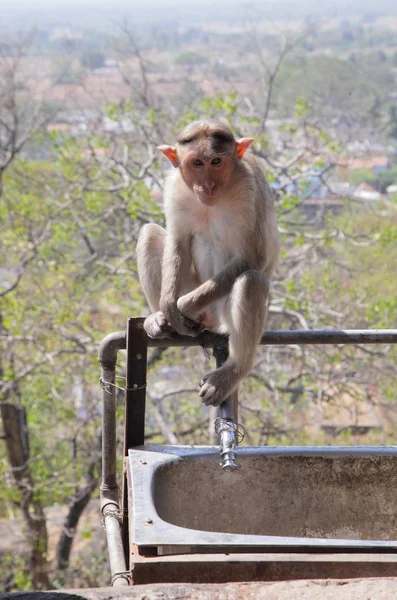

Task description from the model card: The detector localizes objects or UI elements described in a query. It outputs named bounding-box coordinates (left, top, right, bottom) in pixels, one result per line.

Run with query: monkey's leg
left=199, top=270, right=268, bottom=406
left=137, top=223, right=165, bottom=311
left=136, top=224, right=172, bottom=338
left=136, top=223, right=200, bottom=338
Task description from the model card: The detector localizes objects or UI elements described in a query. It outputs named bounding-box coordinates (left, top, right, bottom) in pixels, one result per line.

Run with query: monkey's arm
left=177, top=257, right=252, bottom=319
left=160, top=234, right=203, bottom=337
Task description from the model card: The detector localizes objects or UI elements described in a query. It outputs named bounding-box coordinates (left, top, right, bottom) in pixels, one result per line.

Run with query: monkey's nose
left=204, top=182, right=215, bottom=193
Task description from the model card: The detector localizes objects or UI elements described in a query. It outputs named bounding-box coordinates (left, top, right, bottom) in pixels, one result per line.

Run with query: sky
left=1, top=0, right=396, bottom=32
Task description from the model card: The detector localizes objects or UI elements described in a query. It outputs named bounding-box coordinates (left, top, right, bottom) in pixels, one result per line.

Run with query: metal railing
left=98, top=319, right=397, bottom=585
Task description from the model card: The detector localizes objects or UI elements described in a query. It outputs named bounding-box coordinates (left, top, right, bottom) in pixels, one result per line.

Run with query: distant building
left=353, top=183, right=381, bottom=202
left=346, top=140, right=395, bottom=154
left=348, top=156, right=390, bottom=172
left=46, top=123, right=73, bottom=133
left=386, top=184, right=397, bottom=202
left=50, top=28, right=83, bottom=41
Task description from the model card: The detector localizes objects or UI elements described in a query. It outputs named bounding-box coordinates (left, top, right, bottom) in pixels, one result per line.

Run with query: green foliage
left=2, top=79, right=397, bottom=591
left=275, top=55, right=392, bottom=120
left=294, top=97, right=310, bottom=120
left=348, top=168, right=375, bottom=187
left=174, top=51, right=208, bottom=66
left=199, top=93, right=238, bottom=119
left=378, top=167, right=397, bottom=188
left=348, top=167, right=397, bottom=190
left=0, top=128, right=161, bottom=521
left=176, top=92, right=239, bottom=131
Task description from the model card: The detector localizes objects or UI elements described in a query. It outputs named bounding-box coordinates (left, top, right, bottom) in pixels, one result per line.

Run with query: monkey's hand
left=144, top=312, right=174, bottom=339
left=162, top=302, right=203, bottom=338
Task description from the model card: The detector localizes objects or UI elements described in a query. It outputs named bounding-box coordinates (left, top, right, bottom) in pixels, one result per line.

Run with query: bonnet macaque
left=137, top=120, right=279, bottom=407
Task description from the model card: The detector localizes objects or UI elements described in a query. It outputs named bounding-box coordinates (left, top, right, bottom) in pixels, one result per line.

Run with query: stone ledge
left=3, top=579, right=397, bottom=600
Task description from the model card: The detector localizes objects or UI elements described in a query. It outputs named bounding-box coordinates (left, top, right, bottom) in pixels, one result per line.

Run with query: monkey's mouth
left=194, top=185, right=220, bottom=205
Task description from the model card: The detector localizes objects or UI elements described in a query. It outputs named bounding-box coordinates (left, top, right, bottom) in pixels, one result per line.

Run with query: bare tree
left=0, top=330, right=49, bottom=588
left=0, top=34, right=53, bottom=195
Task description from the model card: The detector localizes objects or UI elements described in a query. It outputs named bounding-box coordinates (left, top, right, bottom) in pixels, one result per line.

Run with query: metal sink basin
left=127, top=446, right=397, bottom=552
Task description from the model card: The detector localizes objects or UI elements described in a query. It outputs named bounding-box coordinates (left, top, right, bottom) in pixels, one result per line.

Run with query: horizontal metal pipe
left=146, top=329, right=397, bottom=348
left=98, top=327, right=397, bottom=350
left=254, top=329, right=397, bottom=346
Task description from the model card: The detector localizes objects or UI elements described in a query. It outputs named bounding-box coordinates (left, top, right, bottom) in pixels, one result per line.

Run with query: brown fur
left=137, top=120, right=279, bottom=406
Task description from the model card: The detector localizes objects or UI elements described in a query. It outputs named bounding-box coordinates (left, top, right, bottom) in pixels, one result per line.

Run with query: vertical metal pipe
left=213, top=340, right=236, bottom=420
left=101, top=501, right=129, bottom=587
left=101, top=362, right=118, bottom=491
left=121, top=317, right=148, bottom=568
left=208, top=406, right=219, bottom=445
left=98, top=332, right=129, bottom=586
left=213, top=340, right=238, bottom=472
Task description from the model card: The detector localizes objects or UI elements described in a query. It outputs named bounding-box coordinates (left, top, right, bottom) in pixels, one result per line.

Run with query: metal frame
left=98, top=319, right=397, bottom=585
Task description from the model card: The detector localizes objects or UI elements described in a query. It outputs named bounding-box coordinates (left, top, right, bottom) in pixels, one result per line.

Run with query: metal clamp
left=111, top=571, right=130, bottom=586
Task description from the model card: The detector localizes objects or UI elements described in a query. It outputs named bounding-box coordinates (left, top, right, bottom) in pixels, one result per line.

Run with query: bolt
left=133, top=383, right=138, bottom=389
left=146, top=518, right=153, bottom=524
left=140, top=460, right=147, bottom=465
left=136, top=353, right=142, bottom=359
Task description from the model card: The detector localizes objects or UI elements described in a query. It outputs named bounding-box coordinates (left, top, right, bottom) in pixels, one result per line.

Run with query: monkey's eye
left=211, top=157, right=222, bottom=165
left=192, top=159, right=204, bottom=166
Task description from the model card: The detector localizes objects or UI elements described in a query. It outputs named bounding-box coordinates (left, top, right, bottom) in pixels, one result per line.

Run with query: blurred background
left=1, top=0, right=397, bottom=590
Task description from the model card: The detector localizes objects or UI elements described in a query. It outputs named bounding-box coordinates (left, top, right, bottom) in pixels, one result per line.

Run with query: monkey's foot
left=177, top=293, right=200, bottom=322
left=199, top=365, right=241, bottom=407
left=144, top=312, right=173, bottom=339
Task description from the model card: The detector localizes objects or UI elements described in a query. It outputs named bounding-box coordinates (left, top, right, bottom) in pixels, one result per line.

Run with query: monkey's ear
left=236, top=138, right=254, bottom=159
left=157, top=145, right=178, bottom=167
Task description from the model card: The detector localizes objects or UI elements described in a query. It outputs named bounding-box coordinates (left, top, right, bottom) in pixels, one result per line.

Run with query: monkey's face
left=157, top=122, right=254, bottom=206
left=180, top=150, right=235, bottom=206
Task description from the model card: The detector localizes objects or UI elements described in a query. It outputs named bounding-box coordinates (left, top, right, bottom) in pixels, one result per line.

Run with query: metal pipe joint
left=215, top=417, right=238, bottom=471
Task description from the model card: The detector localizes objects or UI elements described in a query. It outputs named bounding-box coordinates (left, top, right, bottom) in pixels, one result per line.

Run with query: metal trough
left=98, top=319, right=397, bottom=584
left=128, top=445, right=397, bottom=552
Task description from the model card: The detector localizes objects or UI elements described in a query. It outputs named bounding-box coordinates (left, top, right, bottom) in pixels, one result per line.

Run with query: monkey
left=136, top=119, right=279, bottom=407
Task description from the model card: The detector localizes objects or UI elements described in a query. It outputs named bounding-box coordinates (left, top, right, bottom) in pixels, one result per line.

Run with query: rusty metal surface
left=125, top=318, right=148, bottom=449
left=122, top=318, right=149, bottom=571
left=130, top=553, right=397, bottom=585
